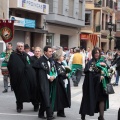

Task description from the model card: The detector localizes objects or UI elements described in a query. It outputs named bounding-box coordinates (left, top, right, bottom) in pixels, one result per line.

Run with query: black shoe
left=2, top=89, right=8, bottom=93
left=98, top=116, right=105, bottom=120
left=47, top=116, right=55, bottom=120
left=34, top=106, right=39, bottom=112
left=17, top=109, right=21, bottom=113
left=113, top=83, right=118, bottom=86
left=38, top=115, right=46, bottom=119
left=57, top=113, right=66, bottom=117
left=74, top=84, right=78, bottom=87
left=81, top=114, right=85, bottom=120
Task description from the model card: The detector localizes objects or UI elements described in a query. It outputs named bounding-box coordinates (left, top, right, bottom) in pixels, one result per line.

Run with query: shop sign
left=18, top=0, right=49, bottom=14
left=10, top=16, right=35, bottom=28
left=80, top=34, right=89, bottom=40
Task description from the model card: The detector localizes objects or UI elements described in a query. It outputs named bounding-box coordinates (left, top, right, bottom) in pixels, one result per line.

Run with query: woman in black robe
left=31, top=47, right=42, bottom=111
left=79, top=47, right=109, bottom=120
left=53, top=50, right=71, bottom=117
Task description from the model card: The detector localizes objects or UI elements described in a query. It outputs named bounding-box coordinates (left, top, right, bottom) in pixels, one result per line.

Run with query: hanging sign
left=0, top=20, right=14, bottom=43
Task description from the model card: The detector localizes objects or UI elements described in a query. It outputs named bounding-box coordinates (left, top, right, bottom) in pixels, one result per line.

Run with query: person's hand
left=100, top=62, right=106, bottom=67
left=49, top=76, right=55, bottom=82
left=100, top=76, right=104, bottom=81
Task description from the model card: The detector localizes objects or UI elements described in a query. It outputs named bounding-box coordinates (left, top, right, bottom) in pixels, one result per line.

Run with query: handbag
left=106, top=83, right=115, bottom=94
left=1, top=67, right=9, bottom=75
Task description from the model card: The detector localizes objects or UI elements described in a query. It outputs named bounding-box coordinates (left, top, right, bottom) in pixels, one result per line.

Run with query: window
left=69, top=0, right=74, bottom=17
left=85, top=12, right=91, bottom=25
left=58, top=0, right=63, bottom=15
left=117, top=22, right=120, bottom=31
left=47, top=0, right=53, bottom=13
left=79, top=1, right=83, bottom=19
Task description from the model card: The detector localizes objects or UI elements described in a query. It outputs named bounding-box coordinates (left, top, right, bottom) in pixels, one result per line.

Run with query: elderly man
left=8, top=42, right=38, bottom=113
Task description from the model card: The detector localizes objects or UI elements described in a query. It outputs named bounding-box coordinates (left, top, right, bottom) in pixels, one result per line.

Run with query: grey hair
left=17, top=42, right=24, bottom=46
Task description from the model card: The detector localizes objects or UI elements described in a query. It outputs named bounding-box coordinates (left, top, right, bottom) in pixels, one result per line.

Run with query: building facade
left=0, top=0, right=49, bottom=50
left=0, top=0, right=85, bottom=49
left=45, top=0, right=85, bottom=48
left=80, top=0, right=117, bottom=51
left=115, top=1, right=120, bottom=48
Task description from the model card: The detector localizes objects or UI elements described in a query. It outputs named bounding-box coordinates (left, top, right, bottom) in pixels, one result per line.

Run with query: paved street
left=0, top=73, right=119, bottom=120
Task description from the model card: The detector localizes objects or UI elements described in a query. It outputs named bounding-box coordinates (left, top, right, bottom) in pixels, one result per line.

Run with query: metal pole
left=109, top=16, right=112, bottom=50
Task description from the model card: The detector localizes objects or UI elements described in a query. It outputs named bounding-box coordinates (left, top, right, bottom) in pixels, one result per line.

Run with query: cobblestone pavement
left=0, top=73, right=119, bottom=120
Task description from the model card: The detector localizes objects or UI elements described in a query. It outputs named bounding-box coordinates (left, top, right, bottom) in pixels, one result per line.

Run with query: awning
left=89, top=34, right=98, bottom=46
left=14, top=26, right=48, bottom=34
left=80, top=34, right=89, bottom=40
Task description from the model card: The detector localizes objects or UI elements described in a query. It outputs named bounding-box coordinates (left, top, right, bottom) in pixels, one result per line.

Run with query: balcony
left=85, top=0, right=102, bottom=10
left=9, top=0, right=49, bottom=14
left=81, top=26, right=93, bottom=33
left=94, top=0, right=102, bottom=8
left=94, top=24, right=101, bottom=32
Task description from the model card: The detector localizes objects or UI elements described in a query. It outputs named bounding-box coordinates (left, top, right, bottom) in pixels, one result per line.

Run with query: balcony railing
left=94, top=24, right=101, bottom=32
left=94, top=0, right=102, bottom=7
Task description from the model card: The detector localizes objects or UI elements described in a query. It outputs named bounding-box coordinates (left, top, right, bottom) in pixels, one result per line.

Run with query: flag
left=0, top=20, right=14, bottom=43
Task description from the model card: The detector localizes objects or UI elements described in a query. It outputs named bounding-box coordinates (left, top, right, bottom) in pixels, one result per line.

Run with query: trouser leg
left=16, top=101, right=23, bottom=109
left=76, top=69, right=82, bottom=85
left=3, top=75, right=8, bottom=90
left=115, top=71, right=119, bottom=84
left=46, top=104, right=53, bottom=118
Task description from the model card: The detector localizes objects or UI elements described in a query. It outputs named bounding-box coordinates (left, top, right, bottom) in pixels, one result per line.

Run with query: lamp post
left=97, top=35, right=101, bottom=48
left=108, top=16, right=113, bottom=50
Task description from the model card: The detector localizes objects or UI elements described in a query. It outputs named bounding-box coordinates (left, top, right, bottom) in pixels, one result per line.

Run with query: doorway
left=60, top=35, right=68, bottom=48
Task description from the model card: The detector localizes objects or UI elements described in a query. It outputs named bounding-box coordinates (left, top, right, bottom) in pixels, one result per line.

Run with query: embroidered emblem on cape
left=1, top=27, right=12, bottom=40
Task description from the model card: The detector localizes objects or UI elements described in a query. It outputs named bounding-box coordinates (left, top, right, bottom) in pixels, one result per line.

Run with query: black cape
left=34, top=55, right=55, bottom=107
left=8, top=51, right=37, bottom=102
left=54, top=62, right=71, bottom=111
left=79, top=59, right=109, bottom=116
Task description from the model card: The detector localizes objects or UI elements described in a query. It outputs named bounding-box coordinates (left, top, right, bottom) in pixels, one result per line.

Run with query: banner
left=0, top=20, right=14, bottom=43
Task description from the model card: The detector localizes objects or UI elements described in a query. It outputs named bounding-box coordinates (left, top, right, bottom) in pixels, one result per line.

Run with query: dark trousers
left=16, top=100, right=39, bottom=110
left=38, top=99, right=53, bottom=118
left=72, top=69, right=82, bottom=86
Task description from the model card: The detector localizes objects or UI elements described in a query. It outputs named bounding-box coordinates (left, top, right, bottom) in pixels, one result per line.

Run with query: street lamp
left=108, top=16, right=114, bottom=50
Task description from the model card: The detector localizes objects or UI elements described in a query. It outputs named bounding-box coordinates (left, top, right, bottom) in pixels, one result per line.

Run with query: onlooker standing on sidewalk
left=0, top=43, right=13, bottom=93
left=111, top=48, right=120, bottom=86
left=86, top=47, right=92, bottom=63
left=8, top=42, right=37, bottom=113
left=24, top=44, right=34, bottom=56
left=69, top=48, right=83, bottom=86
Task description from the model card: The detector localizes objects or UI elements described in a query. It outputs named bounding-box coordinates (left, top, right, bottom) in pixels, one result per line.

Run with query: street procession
left=0, top=0, right=120, bottom=120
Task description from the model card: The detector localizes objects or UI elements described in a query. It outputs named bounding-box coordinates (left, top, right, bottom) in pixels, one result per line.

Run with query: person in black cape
left=34, top=46, right=57, bottom=120
left=31, top=47, right=42, bottom=111
left=79, top=47, right=109, bottom=120
left=8, top=42, right=37, bottom=113
left=53, top=49, right=71, bottom=117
